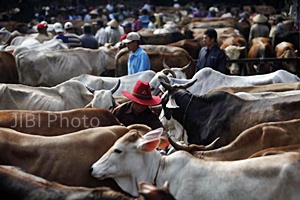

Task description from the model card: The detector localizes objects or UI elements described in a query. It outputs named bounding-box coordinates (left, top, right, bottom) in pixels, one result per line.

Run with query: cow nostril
left=89, top=167, right=93, bottom=174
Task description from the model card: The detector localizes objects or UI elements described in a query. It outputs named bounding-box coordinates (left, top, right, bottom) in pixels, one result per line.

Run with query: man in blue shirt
left=196, top=28, right=228, bottom=74
left=122, top=32, right=150, bottom=75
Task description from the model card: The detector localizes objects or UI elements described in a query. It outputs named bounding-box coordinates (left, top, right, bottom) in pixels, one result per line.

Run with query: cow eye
left=114, top=149, right=122, bottom=154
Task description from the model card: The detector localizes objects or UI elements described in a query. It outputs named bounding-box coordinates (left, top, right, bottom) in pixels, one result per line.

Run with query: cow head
left=85, top=80, right=120, bottom=111
left=224, top=45, right=246, bottom=75
left=278, top=49, right=298, bottom=73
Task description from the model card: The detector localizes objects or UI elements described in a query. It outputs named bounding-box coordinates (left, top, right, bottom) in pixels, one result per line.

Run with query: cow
left=168, top=119, right=300, bottom=161
left=0, top=124, right=152, bottom=190
left=162, top=68, right=300, bottom=96
left=0, top=51, right=19, bottom=83
left=0, top=80, right=118, bottom=111
left=0, top=165, right=174, bottom=200
left=71, top=70, right=156, bottom=97
left=160, top=80, right=300, bottom=147
left=12, top=38, right=69, bottom=57
left=220, top=35, right=247, bottom=75
left=249, top=144, right=300, bottom=158
left=16, top=46, right=118, bottom=86
left=90, top=128, right=300, bottom=199
left=0, top=165, right=133, bottom=200
left=114, top=45, right=196, bottom=78
left=273, top=31, right=299, bottom=54
left=0, top=108, right=120, bottom=136
left=137, top=29, right=185, bottom=45
left=167, top=39, right=202, bottom=59
left=208, top=82, right=300, bottom=94
left=247, top=37, right=275, bottom=74
left=274, top=41, right=298, bottom=73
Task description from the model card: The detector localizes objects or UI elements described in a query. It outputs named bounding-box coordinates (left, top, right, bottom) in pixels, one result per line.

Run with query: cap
left=82, top=23, right=91, bottom=29
left=122, top=80, right=161, bottom=106
left=121, top=21, right=132, bottom=28
left=64, top=22, right=73, bottom=30
left=37, top=23, right=47, bottom=29
left=122, top=32, right=140, bottom=43
left=53, top=22, right=63, bottom=33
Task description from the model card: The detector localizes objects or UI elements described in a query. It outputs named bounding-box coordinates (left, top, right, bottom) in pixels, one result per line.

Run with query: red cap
left=37, top=23, right=47, bottom=29
left=122, top=80, right=161, bottom=106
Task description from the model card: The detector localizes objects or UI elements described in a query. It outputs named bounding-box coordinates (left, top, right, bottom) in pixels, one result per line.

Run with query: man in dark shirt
left=196, top=28, right=228, bottom=74
left=112, top=80, right=163, bottom=130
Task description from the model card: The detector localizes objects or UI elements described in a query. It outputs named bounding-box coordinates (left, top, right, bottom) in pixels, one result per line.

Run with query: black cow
left=161, top=80, right=300, bottom=148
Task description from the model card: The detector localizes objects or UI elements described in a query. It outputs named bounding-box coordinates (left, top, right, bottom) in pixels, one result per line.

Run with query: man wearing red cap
left=34, top=22, right=53, bottom=43
left=112, top=80, right=163, bottom=130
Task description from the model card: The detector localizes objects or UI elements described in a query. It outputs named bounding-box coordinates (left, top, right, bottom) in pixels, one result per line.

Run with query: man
left=122, top=32, right=150, bottom=75
left=112, top=80, right=163, bottom=130
left=196, top=28, right=228, bottom=74
left=120, top=21, right=132, bottom=41
left=105, top=19, right=124, bottom=45
left=94, top=20, right=108, bottom=47
left=34, top=22, right=53, bottom=43
left=53, top=22, right=68, bottom=43
left=248, top=14, right=270, bottom=42
left=79, top=23, right=98, bottom=49
left=63, top=21, right=81, bottom=48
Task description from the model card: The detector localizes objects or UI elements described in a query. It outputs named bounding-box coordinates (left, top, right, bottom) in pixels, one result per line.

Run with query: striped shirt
left=64, top=33, right=81, bottom=48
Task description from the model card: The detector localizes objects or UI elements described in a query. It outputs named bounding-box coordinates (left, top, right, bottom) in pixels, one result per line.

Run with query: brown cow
left=0, top=108, right=120, bottom=136
left=247, top=37, right=275, bottom=74
left=0, top=51, right=19, bottom=83
left=208, top=82, right=300, bottom=94
left=168, top=39, right=201, bottom=59
left=0, top=165, right=175, bottom=200
left=0, top=124, right=151, bottom=190
left=168, top=119, right=300, bottom=161
left=249, top=144, right=300, bottom=158
left=275, top=41, right=298, bottom=73
left=114, top=45, right=196, bottom=78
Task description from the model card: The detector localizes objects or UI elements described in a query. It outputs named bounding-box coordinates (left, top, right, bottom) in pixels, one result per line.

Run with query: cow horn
left=180, top=61, right=192, bottom=72
left=168, top=136, right=193, bottom=152
left=111, top=79, right=121, bottom=94
left=163, top=59, right=170, bottom=69
left=182, top=79, right=197, bottom=89
left=162, top=69, right=176, bottom=78
left=203, top=137, right=220, bottom=150
left=160, top=81, right=173, bottom=91
left=158, top=74, right=170, bottom=84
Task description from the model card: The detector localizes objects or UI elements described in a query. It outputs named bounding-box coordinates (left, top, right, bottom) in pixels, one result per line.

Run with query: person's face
left=126, top=41, right=138, bottom=52
left=132, top=101, right=148, bottom=113
left=203, top=34, right=214, bottom=48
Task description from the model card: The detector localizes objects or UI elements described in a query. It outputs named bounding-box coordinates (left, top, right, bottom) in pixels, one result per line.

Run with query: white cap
left=64, top=22, right=73, bottom=29
left=122, top=32, right=141, bottom=43
left=53, top=22, right=63, bottom=33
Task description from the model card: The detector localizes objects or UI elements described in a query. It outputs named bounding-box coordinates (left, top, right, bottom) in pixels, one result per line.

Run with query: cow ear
left=166, top=96, right=179, bottom=108
left=158, top=136, right=170, bottom=149
left=138, top=138, right=161, bottom=152
left=138, top=128, right=163, bottom=152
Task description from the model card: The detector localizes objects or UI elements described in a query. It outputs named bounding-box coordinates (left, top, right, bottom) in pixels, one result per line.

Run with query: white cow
left=90, top=128, right=300, bottom=199
left=71, top=70, right=156, bottom=97
left=16, top=46, right=118, bottom=86
left=0, top=80, right=119, bottom=111
left=12, top=38, right=69, bottom=57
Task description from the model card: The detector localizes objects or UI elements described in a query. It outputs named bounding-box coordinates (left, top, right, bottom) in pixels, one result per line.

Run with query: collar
left=153, top=158, right=162, bottom=186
